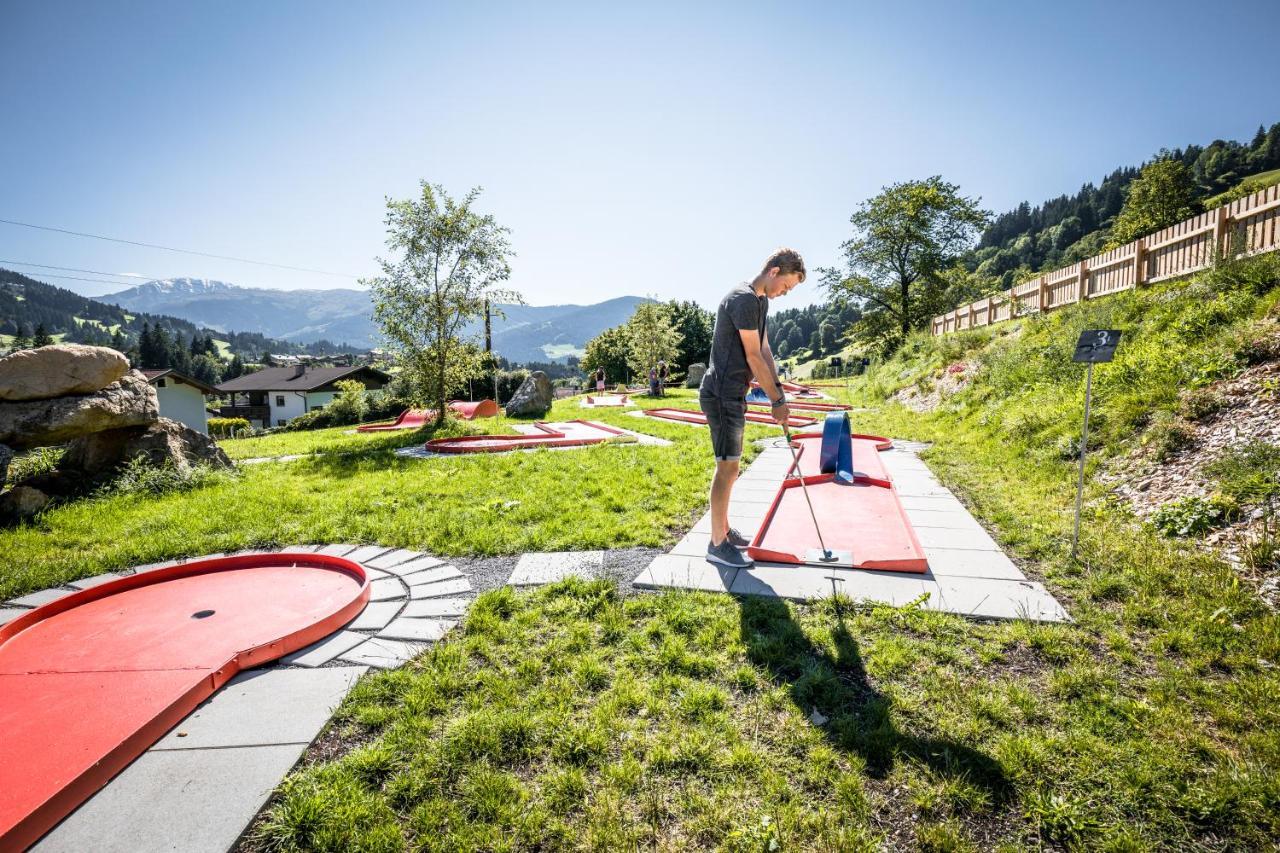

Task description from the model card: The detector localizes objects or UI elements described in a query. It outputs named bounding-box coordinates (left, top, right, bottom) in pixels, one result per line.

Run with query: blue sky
left=2, top=0, right=1277, bottom=310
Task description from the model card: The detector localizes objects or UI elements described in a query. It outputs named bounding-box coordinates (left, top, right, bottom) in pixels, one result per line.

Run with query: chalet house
left=216, top=365, right=390, bottom=429
left=141, top=369, right=219, bottom=435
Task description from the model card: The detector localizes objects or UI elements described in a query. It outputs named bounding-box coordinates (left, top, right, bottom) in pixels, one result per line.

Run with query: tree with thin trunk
left=366, top=182, right=520, bottom=427
left=624, top=302, right=682, bottom=386
left=820, top=177, right=988, bottom=354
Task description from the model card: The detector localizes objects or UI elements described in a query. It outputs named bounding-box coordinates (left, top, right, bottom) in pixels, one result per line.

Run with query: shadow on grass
left=738, top=594, right=1010, bottom=800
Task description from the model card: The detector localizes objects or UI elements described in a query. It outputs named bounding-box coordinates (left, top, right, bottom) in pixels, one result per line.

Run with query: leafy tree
left=191, top=353, right=222, bottom=386
left=367, top=182, right=519, bottom=426
left=819, top=322, right=838, bottom=354
left=663, top=300, right=713, bottom=369
left=1108, top=159, right=1199, bottom=247
left=581, top=324, right=631, bottom=385
left=324, top=378, right=371, bottom=425
left=625, top=302, right=682, bottom=383
left=821, top=177, right=988, bottom=353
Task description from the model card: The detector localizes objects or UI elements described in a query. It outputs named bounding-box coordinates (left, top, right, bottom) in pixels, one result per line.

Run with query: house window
left=156, top=378, right=166, bottom=388
left=277, top=419, right=287, bottom=427
left=275, top=395, right=285, bottom=407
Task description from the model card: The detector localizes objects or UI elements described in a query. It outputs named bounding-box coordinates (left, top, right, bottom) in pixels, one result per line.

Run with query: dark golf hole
left=191, top=610, right=216, bottom=619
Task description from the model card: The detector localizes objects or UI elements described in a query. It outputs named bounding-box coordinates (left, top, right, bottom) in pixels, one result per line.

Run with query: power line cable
left=0, top=260, right=147, bottom=279
left=0, top=270, right=141, bottom=287
left=0, top=217, right=360, bottom=278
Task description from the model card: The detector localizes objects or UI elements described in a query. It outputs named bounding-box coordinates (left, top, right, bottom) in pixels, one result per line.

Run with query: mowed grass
left=0, top=390, right=769, bottom=600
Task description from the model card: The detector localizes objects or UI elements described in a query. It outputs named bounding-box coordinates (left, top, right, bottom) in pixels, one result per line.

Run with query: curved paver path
left=3, top=544, right=473, bottom=853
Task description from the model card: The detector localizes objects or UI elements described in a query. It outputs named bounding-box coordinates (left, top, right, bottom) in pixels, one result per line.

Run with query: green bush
left=96, top=456, right=236, bottom=498
left=1143, top=412, right=1197, bottom=461
left=1150, top=494, right=1238, bottom=538
left=1205, top=441, right=1280, bottom=504
left=208, top=417, right=251, bottom=439
left=1177, top=388, right=1225, bottom=422
left=5, top=446, right=63, bottom=485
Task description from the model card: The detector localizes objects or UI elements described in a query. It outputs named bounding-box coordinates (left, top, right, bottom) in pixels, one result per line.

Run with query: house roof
left=215, top=365, right=390, bottom=393
left=140, top=368, right=220, bottom=396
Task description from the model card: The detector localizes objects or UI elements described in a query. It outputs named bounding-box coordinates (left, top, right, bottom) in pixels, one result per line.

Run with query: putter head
left=804, top=548, right=854, bottom=567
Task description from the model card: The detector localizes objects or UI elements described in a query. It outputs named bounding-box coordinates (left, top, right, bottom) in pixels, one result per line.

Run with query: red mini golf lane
left=748, top=429, right=928, bottom=573
left=357, top=399, right=498, bottom=431
left=0, top=553, right=369, bottom=851
left=424, top=420, right=627, bottom=453
left=642, top=408, right=818, bottom=428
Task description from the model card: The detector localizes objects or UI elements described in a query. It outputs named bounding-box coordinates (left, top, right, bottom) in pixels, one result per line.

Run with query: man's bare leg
left=709, top=459, right=739, bottom=545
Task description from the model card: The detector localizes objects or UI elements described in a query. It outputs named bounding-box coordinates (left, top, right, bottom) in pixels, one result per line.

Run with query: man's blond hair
left=762, top=248, right=806, bottom=282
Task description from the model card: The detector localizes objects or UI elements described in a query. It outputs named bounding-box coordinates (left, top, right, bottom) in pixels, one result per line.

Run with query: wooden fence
left=931, top=184, right=1280, bottom=335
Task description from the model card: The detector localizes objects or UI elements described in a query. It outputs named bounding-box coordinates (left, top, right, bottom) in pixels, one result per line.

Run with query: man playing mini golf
left=700, top=248, right=805, bottom=568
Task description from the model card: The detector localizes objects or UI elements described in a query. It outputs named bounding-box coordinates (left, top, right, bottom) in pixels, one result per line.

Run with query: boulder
left=0, top=371, right=158, bottom=449
left=0, top=485, right=50, bottom=522
left=0, top=443, right=12, bottom=485
left=0, top=345, right=129, bottom=401
left=59, top=418, right=232, bottom=480
left=504, top=371, right=554, bottom=417
left=685, top=362, right=706, bottom=389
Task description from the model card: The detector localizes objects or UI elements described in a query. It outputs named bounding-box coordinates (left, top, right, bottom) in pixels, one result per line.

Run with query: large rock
left=0, top=443, right=12, bottom=485
left=59, top=418, right=232, bottom=479
left=504, top=371, right=554, bottom=417
left=0, top=370, right=159, bottom=449
left=0, top=485, right=50, bottom=522
left=685, top=362, right=706, bottom=388
left=0, top=344, right=129, bottom=401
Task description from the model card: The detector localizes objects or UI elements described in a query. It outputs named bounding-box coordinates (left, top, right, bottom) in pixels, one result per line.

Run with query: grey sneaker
left=706, top=538, right=754, bottom=568
left=727, top=528, right=751, bottom=548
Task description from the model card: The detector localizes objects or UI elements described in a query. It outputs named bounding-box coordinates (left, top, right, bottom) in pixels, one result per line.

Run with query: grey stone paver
left=340, top=636, right=425, bottom=669
left=368, top=577, right=408, bottom=601
left=316, top=543, right=359, bottom=557
left=365, top=548, right=423, bottom=570
left=379, top=617, right=458, bottom=642
left=407, top=577, right=472, bottom=599
left=33, top=744, right=311, bottom=853
left=347, top=600, right=402, bottom=630
left=7, top=587, right=75, bottom=608
left=401, top=597, right=473, bottom=618
left=281, top=630, right=370, bottom=667
left=67, top=572, right=125, bottom=591
left=922, top=547, right=1026, bottom=580
left=130, top=559, right=182, bottom=575
left=1, top=607, right=31, bottom=626
left=153, top=667, right=365, bottom=750
left=932, top=576, right=1068, bottom=622
left=911, top=524, right=1001, bottom=552
left=508, top=551, right=604, bottom=585
left=633, top=555, right=738, bottom=593
left=379, top=554, right=446, bottom=577
left=343, top=544, right=394, bottom=564
left=399, top=564, right=462, bottom=585
left=731, top=563, right=934, bottom=605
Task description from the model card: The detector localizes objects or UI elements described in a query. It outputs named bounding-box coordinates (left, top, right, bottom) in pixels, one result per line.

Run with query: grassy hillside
left=1204, top=167, right=1280, bottom=208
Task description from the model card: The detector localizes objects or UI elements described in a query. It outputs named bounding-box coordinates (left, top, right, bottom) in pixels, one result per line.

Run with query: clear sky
left=2, top=0, right=1278, bottom=310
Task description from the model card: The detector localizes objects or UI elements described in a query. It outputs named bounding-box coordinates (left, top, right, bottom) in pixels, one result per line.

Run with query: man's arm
left=739, top=329, right=789, bottom=424
left=761, top=334, right=781, bottom=388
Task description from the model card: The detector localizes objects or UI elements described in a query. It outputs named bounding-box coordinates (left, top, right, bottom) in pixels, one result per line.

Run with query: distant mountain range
left=103, top=278, right=651, bottom=362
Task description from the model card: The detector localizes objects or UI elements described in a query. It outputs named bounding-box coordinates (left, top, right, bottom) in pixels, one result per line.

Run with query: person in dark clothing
left=595, top=367, right=606, bottom=393
left=699, top=248, right=806, bottom=569
left=657, top=360, right=669, bottom=397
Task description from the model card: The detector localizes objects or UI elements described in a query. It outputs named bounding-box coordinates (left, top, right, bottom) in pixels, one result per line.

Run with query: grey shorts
left=700, top=394, right=746, bottom=462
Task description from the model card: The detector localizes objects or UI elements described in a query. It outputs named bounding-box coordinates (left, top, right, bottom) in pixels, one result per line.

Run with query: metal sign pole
left=1071, top=361, right=1094, bottom=559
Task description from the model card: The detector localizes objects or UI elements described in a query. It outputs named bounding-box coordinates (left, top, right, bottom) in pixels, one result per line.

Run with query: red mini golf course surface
left=642, top=408, right=818, bottom=428
left=424, top=420, right=627, bottom=453
left=747, top=432, right=928, bottom=573
left=0, top=553, right=369, bottom=851
left=747, top=400, right=852, bottom=414
left=357, top=400, right=498, bottom=431
left=584, top=394, right=630, bottom=406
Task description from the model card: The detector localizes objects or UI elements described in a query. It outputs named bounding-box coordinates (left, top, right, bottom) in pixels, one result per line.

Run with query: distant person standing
left=699, top=248, right=806, bottom=569
left=657, top=359, right=669, bottom=396
left=648, top=366, right=659, bottom=397
left=595, top=367, right=606, bottom=393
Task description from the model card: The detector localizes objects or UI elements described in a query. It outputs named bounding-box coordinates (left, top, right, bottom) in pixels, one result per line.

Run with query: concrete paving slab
left=0, top=607, right=30, bottom=626
left=7, top=587, right=74, bottom=608
left=731, top=563, right=937, bottom=604
left=344, top=544, right=394, bottom=564
left=279, top=544, right=324, bottom=553
left=921, top=547, right=1026, bottom=580
left=281, top=630, right=370, bottom=667
left=670, top=532, right=713, bottom=557
left=380, top=554, right=446, bottom=577
left=153, top=667, right=365, bottom=749
left=899, top=508, right=988, bottom=531
left=368, top=577, right=408, bottom=602
left=365, top=548, right=424, bottom=570
left=317, top=543, right=359, bottom=557
left=400, top=564, right=462, bottom=585
left=633, top=555, right=738, bottom=593
left=130, top=559, right=182, bottom=575
left=897, top=494, right=969, bottom=511
left=32, top=744, right=309, bottom=853
left=401, top=597, right=473, bottom=618
left=912, top=525, right=1002, bottom=552
left=508, top=551, right=604, bottom=585
left=408, top=577, right=473, bottom=599
left=67, top=572, right=125, bottom=591
left=340, top=636, right=424, bottom=669
left=347, top=600, right=402, bottom=630
left=931, top=576, right=1070, bottom=622
left=361, top=566, right=392, bottom=580
left=379, top=617, right=458, bottom=642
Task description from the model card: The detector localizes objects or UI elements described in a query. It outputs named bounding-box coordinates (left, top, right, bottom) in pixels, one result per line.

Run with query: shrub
left=324, top=379, right=371, bottom=425
left=1143, top=412, right=1197, bottom=461
left=5, top=446, right=63, bottom=485
left=1205, top=441, right=1280, bottom=504
left=97, top=457, right=236, bottom=498
left=1177, top=388, right=1225, bottom=422
left=1150, top=494, right=1238, bottom=538
left=208, top=417, right=251, bottom=439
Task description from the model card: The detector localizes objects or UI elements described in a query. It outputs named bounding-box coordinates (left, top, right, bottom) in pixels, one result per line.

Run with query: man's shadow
left=737, top=593, right=1010, bottom=798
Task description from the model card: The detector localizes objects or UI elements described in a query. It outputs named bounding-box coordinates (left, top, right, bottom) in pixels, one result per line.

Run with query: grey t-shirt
left=699, top=283, right=768, bottom=399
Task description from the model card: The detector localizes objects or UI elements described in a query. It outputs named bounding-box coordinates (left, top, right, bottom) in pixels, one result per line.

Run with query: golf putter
left=780, top=423, right=851, bottom=566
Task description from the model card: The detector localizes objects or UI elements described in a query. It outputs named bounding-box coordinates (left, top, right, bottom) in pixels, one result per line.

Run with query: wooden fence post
left=1077, top=261, right=1089, bottom=303
left=987, top=297, right=995, bottom=325
left=1132, top=238, right=1146, bottom=287
left=1211, top=205, right=1229, bottom=262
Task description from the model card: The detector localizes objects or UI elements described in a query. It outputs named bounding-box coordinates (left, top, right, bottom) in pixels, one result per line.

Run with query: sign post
left=1071, top=330, right=1122, bottom=558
